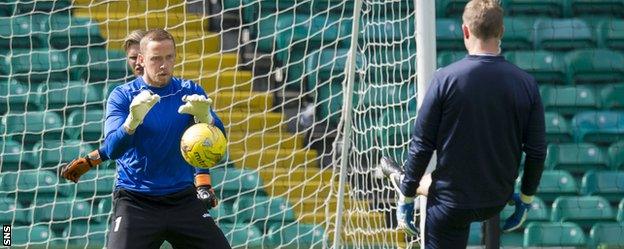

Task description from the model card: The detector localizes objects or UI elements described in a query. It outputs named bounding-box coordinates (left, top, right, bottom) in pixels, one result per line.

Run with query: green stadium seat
left=617, top=199, right=624, bottom=222
left=502, top=17, right=536, bottom=50
left=572, top=111, right=624, bottom=144
left=1, top=111, right=64, bottom=145
left=219, top=223, right=263, bottom=248
left=0, top=139, right=34, bottom=171
left=608, top=141, right=624, bottom=170
left=1, top=49, right=70, bottom=83
left=0, top=197, right=29, bottom=225
left=11, top=225, right=51, bottom=246
left=0, top=79, right=39, bottom=114
left=570, top=0, right=624, bottom=17
left=13, top=0, right=71, bottom=15
left=35, top=82, right=102, bottom=113
left=544, top=112, right=573, bottom=143
left=437, top=0, right=469, bottom=18
left=61, top=223, right=107, bottom=247
left=233, top=196, right=296, bottom=229
left=468, top=222, right=482, bottom=246
left=211, top=201, right=233, bottom=222
left=501, top=232, right=524, bottom=247
left=519, top=170, right=578, bottom=202
left=545, top=143, right=610, bottom=173
left=66, top=109, right=105, bottom=141
left=95, top=197, right=112, bottom=224
left=540, top=85, right=599, bottom=116
left=501, top=196, right=549, bottom=225
left=268, top=222, right=325, bottom=248
left=503, top=0, right=566, bottom=17
left=74, top=169, right=115, bottom=198
left=600, top=83, right=624, bottom=110
left=70, top=48, right=130, bottom=83
left=551, top=196, right=615, bottom=229
left=436, top=18, right=464, bottom=50
left=597, top=19, right=624, bottom=50
left=48, top=15, right=104, bottom=49
left=437, top=51, right=467, bottom=68
left=378, top=108, right=417, bottom=150
left=581, top=170, right=624, bottom=202
left=0, top=15, right=48, bottom=49
left=524, top=222, right=587, bottom=247
left=589, top=222, right=624, bottom=249
left=31, top=197, right=91, bottom=232
left=0, top=170, right=73, bottom=205
left=565, top=49, right=624, bottom=84
left=210, top=167, right=262, bottom=197
left=31, top=140, right=95, bottom=169
left=504, top=51, right=566, bottom=85
left=534, top=18, right=595, bottom=50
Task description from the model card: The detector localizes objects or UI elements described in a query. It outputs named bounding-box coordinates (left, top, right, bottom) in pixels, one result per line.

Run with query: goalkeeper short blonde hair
left=123, top=29, right=147, bottom=51
left=462, top=0, right=504, bottom=40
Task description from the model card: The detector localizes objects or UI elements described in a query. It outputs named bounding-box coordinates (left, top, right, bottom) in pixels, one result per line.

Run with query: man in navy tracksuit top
left=386, top=1, right=547, bottom=248
left=61, top=29, right=231, bottom=249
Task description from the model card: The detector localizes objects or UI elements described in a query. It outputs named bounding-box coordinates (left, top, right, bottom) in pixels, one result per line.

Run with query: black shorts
left=106, top=187, right=231, bottom=249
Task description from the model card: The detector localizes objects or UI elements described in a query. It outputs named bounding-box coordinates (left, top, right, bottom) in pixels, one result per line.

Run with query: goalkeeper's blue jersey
left=99, top=76, right=225, bottom=196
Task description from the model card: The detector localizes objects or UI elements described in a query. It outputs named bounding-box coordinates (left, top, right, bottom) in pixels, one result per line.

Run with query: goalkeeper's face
left=139, top=39, right=175, bottom=87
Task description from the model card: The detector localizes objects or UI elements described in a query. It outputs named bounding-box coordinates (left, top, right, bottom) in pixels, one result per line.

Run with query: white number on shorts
left=114, top=216, right=122, bottom=232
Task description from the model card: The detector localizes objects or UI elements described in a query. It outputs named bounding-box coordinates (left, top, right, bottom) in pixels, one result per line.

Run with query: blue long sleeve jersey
left=98, top=76, right=225, bottom=196
left=400, top=55, right=547, bottom=209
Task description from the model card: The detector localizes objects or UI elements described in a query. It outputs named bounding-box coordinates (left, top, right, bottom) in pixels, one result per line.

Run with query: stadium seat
left=31, top=197, right=91, bottom=231
left=233, top=196, right=296, bottom=232
left=219, top=223, right=264, bottom=248
left=468, top=222, right=482, bottom=246
left=534, top=18, right=595, bottom=50
left=1, top=111, right=64, bottom=146
left=570, top=0, right=624, bottom=17
left=0, top=170, right=73, bottom=204
left=48, top=15, right=104, bottom=49
left=378, top=108, right=417, bottom=149
left=589, top=222, right=624, bottom=249
left=11, top=225, right=51, bottom=246
left=0, top=79, right=39, bottom=114
left=207, top=167, right=263, bottom=196
left=608, top=141, right=624, bottom=170
left=501, top=232, right=524, bottom=247
left=66, top=109, right=105, bottom=141
left=211, top=201, right=233, bottom=222
left=524, top=222, right=587, bottom=247
left=0, top=197, right=30, bottom=225
left=35, top=82, right=102, bottom=113
left=95, top=197, right=112, bottom=224
left=581, top=170, right=624, bottom=202
left=267, top=222, right=325, bottom=248
left=501, top=196, right=549, bottom=226
left=437, top=0, right=469, bottom=17
left=0, top=15, right=48, bottom=49
left=504, top=51, right=566, bottom=85
left=437, top=50, right=467, bottom=68
left=540, top=85, right=599, bottom=116
left=520, top=170, right=578, bottom=202
left=597, top=19, right=624, bottom=50
left=600, top=83, right=624, bottom=110
left=618, top=199, right=624, bottom=222
left=12, top=0, right=71, bottom=15
left=1, top=49, right=70, bottom=83
left=436, top=18, right=464, bottom=50
left=572, top=111, right=624, bottom=144
left=61, top=223, right=108, bottom=247
left=544, top=112, right=573, bottom=143
left=0, top=139, right=34, bottom=171
left=74, top=169, right=115, bottom=198
left=565, top=49, right=624, bottom=84
left=31, top=140, right=95, bottom=169
left=551, top=196, right=615, bottom=229
left=503, top=0, right=566, bottom=17
left=501, top=17, right=535, bottom=50
left=70, top=48, right=130, bottom=83
left=545, top=143, right=610, bottom=173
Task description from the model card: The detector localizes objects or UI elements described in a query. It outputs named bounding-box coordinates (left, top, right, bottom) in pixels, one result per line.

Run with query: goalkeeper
left=385, top=1, right=546, bottom=248
left=61, top=29, right=230, bottom=249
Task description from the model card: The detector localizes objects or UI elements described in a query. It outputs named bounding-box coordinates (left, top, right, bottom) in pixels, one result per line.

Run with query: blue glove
left=396, top=197, right=419, bottom=236
left=502, top=193, right=532, bottom=232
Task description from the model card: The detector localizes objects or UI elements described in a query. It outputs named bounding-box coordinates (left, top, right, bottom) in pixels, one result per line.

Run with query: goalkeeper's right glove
left=178, top=94, right=214, bottom=124
left=195, top=174, right=218, bottom=210
left=60, top=150, right=103, bottom=183
left=123, top=90, right=160, bottom=133
left=380, top=156, right=419, bottom=236
left=502, top=193, right=533, bottom=232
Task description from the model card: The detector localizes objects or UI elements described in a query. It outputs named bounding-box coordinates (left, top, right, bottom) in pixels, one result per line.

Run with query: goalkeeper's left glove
left=60, top=150, right=103, bottom=183
left=178, top=94, right=214, bottom=124
left=195, top=174, right=218, bottom=210
left=502, top=193, right=533, bottom=232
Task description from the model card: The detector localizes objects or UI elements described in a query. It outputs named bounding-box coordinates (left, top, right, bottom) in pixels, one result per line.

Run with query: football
left=180, top=123, right=227, bottom=169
